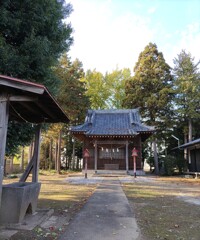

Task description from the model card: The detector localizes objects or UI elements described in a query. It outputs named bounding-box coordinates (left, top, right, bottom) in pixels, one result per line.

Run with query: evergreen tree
left=0, top=1, right=73, bottom=156
left=173, top=50, right=200, bottom=142
left=123, top=43, right=174, bottom=174
left=55, top=54, right=90, bottom=123
left=0, top=0, right=73, bottom=92
left=53, top=54, right=90, bottom=170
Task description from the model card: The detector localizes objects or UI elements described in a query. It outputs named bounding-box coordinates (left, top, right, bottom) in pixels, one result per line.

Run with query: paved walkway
left=59, top=178, right=140, bottom=240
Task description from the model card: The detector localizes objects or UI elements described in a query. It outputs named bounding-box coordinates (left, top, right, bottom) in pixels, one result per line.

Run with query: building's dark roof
left=71, top=109, right=154, bottom=138
left=178, top=138, right=200, bottom=149
left=0, top=75, right=69, bottom=123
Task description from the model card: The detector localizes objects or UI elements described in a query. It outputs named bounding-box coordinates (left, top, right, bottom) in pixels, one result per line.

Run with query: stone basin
left=0, top=182, right=41, bottom=224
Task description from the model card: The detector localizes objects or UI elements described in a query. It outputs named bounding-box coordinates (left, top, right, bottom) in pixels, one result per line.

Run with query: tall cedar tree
left=124, top=43, right=173, bottom=134
left=0, top=1, right=73, bottom=156
left=173, top=50, right=200, bottom=142
left=55, top=54, right=90, bottom=124
left=123, top=43, right=173, bottom=173
left=53, top=54, right=90, bottom=169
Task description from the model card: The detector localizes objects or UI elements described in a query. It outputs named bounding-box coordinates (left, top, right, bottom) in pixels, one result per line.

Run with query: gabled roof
left=71, top=109, right=154, bottom=139
left=178, top=138, right=200, bottom=149
left=0, top=75, right=69, bottom=123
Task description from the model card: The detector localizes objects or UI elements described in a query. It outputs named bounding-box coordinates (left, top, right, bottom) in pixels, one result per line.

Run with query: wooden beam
left=9, top=96, right=38, bottom=102
left=19, top=124, right=42, bottom=182
left=96, top=140, right=127, bottom=145
left=0, top=79, right=44, bottom=94
left=19, top=153, right=34, bottom=182
left=0, top=94, right=9, bottom=209
left=0, top=95, right=38, bottom=102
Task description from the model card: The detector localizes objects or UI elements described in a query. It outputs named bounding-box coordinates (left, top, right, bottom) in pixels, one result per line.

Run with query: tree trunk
left=184, top=133, right=187, bottom=162
left=57, top=130, right=62, bottom=174
left=153, top=140, right=159, bottom=175
left=20, top=147, right=25, bottom=171
left=10, top=156, right=14, bottom=174
left=188, top=118, right=192, bottom=142
left=76, top=158, right=79, bottom=170
left=29, top=141, right=34, bottom=163
left=49, top=138, right=53, bottom=170
left=72, top=140, right=75, bottom=170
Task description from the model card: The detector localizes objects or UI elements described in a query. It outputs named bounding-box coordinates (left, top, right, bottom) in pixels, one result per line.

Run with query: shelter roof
left=178, top=138, right=200, bottom=149
left=71, top=109, right=154, bottom=139
left=0, top=75, right=69, bottom=123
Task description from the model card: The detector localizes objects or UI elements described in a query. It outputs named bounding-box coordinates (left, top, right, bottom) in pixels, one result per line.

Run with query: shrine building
left=71, top=109, right=154, bottom=173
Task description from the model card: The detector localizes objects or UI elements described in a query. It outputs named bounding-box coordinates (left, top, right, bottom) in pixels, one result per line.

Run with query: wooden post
left=0, top=95, right=9, bottom=209
left=125, top=140, right=129, bottom=173
left=94, top=140, right=97, bottom=173
left=32, top=124, right=42, bottom=182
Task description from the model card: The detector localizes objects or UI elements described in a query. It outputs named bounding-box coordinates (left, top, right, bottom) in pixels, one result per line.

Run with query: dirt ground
left=2, top=171, right=97, bottom=240
left=2, top=173, right=200, bottom=240
left=122, top=175, right=200, bottom=240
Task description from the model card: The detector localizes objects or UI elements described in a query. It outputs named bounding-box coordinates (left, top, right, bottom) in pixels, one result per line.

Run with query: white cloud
left=68, top=0, right=155, bottom=73
left=164, top=22, right=200, bottom=66
left=67, top=0, right=200, bottom=73
left=148, top=7, right=156, bottom=14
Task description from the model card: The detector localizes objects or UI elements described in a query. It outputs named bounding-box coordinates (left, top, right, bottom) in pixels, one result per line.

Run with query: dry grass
left=3, top=170, right=96, bottom=239
left=123, top=176, right=200, bottom=240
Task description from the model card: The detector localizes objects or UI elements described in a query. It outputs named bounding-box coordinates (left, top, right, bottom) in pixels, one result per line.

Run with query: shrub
left=163, top=155, right=176, bottom=176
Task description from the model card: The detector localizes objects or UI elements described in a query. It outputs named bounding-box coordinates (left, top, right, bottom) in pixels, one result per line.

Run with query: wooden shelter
left=179, top=138, right=200, bottom=172
left=71, top=109, right=154, bottom=173
left=0, top=75, right=69, bottom=223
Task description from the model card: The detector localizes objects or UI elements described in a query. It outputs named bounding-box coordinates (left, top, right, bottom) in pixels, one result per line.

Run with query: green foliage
left=124, top=43, right=174, bottom=132
left=6, top=122, right=35, bottom=156
left=0, top=1, right=73, bottom=156
left=55, top=54, right=90, bottom=123
left=173, top=50, right=200, bottom=138
left=0, top=0, right=73, bottom=92
left=82, top=68, right=131, bottom=109
left=123, top=43, right=174, bottom=174
left=163, top=155, right=176, bottom=176
left=146, top=156, right=155, bottom=171
left=81, top=69, right=109, bottom=109
left=51, top=55, right=89, bottom=170
left=105, top=68, right=131, bottom=108
left=176, top=154, right=187, bottom=174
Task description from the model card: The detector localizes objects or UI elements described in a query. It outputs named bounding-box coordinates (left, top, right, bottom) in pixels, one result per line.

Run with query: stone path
left=59, top=178, right=140, bottom=240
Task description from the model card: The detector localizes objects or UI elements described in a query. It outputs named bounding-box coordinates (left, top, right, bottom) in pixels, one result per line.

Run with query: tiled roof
left=71, top=109, right=154, bottom=136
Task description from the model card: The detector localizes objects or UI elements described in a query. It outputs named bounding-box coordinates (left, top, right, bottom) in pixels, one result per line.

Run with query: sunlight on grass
left=3, top=170, right=96, bottom=212
left=122, top=178, right=200, bottom=240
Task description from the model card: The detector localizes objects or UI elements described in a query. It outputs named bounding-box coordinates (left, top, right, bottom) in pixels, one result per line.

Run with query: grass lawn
left=122, top=176, right=200, bottom=240
left=3, top=170, right=96, bottom=239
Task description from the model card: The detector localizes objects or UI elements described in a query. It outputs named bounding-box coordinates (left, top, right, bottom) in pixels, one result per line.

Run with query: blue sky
left=67, top=0, right=200, bottom=73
